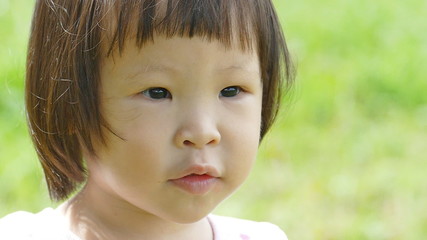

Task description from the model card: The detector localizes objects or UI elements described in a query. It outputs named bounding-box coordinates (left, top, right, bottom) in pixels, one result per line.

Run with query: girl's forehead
left=102, top=35, right=260, bottom=78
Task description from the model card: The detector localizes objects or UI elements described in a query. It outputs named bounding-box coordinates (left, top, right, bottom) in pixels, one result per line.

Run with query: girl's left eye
left=219, top=86, right=242, bottom=98
left=141, top=87, right=171, bottom=99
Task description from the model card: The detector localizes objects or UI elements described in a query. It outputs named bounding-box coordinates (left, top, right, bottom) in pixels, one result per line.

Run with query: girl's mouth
left=169, top=174, right=218, bottom=195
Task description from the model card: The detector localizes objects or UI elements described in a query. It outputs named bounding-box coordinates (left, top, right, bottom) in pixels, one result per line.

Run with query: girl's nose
left=174, top=112, right=221, bottom=149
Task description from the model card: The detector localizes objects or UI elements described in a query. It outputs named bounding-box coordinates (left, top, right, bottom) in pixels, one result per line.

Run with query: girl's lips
left=169, top=174, right=218, bottom=195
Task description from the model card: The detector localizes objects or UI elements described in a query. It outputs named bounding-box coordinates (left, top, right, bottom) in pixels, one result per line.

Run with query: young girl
left=0, top=0, right=294, bottom=239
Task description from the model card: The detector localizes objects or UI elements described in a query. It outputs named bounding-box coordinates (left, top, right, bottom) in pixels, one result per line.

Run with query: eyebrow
left=124, top=64, right=176, bottom=81
left=221, top=64, right=260, bottom=74
left=140, top=64, right=176, bottom=74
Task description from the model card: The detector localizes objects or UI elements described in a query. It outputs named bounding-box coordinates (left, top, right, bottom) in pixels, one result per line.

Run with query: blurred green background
left=1, top=0, right=426, bottom=239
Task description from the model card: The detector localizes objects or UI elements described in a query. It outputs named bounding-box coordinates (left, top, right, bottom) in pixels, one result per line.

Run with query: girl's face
left=87, top=36, right=262, bottom=223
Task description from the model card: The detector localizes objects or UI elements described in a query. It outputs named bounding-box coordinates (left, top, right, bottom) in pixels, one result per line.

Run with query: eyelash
left=140, top=86, right=243, bottom=100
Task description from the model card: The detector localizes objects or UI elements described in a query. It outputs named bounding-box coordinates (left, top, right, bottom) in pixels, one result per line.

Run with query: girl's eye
left=141, top=88, right=171, bottom=99
left=219, top=86, right=241, bottom=98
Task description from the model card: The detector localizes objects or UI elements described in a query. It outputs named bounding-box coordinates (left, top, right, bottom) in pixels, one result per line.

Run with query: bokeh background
left=1, top=0, right=426, bottom=239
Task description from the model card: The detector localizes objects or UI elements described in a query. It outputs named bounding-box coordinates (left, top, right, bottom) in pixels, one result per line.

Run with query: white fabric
left=0, top=209, right=287, bottom=240
left=0, top=208, right=79, bottom=240
left=208, top=215, right=288, bottom=240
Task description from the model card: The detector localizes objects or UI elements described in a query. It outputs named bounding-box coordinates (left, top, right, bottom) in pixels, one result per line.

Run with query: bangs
left=103, top=0, right=262, bottom=55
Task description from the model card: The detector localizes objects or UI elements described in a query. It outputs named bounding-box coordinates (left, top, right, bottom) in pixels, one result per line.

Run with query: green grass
left=0, top=0, right=52, bottom=214
left=1, top=0, right=426, bottom=239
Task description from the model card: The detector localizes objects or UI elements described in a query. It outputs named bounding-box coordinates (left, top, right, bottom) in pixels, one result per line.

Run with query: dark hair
left=26, top=0, right=294, bottom=201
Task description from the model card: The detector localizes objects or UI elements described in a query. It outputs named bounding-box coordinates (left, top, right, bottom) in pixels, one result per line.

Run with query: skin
left=60, top=35, right=263, bottom=240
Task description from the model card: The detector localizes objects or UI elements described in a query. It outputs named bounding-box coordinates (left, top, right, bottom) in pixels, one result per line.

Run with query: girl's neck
left=58, top=181, right=213, bottom=240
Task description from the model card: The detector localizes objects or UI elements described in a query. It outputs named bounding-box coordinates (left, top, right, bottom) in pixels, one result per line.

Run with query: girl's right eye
left=141, top=87, right=171, bottom=99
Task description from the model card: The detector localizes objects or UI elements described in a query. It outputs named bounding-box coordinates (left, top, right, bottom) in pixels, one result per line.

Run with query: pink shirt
left=0, top=208, right=287, bottom=240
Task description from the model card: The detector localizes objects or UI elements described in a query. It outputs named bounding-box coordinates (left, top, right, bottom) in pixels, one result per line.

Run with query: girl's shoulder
left=208, top=214, right=288, bottom=240
left=0, top=208, right=79, bottom=240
